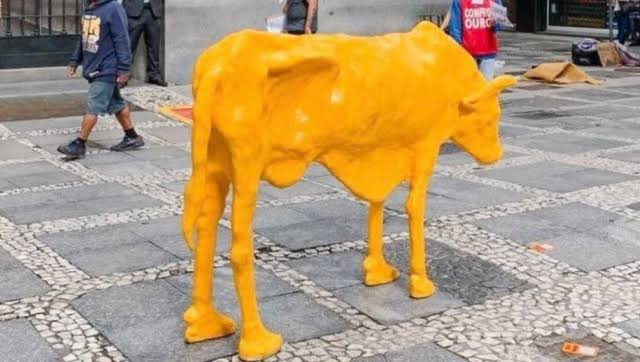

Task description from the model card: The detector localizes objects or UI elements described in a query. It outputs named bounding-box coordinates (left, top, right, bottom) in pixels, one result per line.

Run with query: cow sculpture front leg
left=230, top=174, right=283, bottom=361
left=363, top=201, right=400, bottom=286
left=406, top=172, right=436, bottom=299
left=184, top=173, right=236, bottom=343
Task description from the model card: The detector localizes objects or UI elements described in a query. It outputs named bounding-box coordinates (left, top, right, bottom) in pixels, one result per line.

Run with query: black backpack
left=571, top=39, right=601, bottom=66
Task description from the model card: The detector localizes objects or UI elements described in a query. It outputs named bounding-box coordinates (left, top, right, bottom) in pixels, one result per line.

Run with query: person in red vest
left=448, top=0, right=501, bottom=80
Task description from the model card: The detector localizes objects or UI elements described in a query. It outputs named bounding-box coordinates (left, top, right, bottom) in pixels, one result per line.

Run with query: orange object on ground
left=524, top=62, right=603, bottom=85
left=182, top=21, right=516, bottom=361
left=561, top=342, right=600, bottom=357
left=159, top=105, right=193, bottom=125
left=528, top=242, right=555, bottom=253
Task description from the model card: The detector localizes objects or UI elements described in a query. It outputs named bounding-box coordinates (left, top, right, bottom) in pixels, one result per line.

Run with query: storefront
left=547, top=0, right=609, bottom=33
left=509, top=0, right=611, bottom=34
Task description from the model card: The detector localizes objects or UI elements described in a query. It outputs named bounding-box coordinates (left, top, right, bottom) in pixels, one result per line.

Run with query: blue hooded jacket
left=69, top=0, right=131, bottom=83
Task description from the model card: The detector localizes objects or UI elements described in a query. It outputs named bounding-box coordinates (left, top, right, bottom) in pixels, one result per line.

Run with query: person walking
left=616, top=0, right=633, bottom=44
left=58, top=0, right=144, bottom=160
left=122, top=0, right=167, bottom=86
left=284, top=0, right=318, bottom=34
left=448, top=0, right=502, bottom=80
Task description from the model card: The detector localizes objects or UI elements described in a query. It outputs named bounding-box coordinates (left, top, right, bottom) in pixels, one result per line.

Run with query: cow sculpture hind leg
left=363, top=201, right=400, bottom=286
left=406, top=152, right=437, bottom=299
left=229, top=162, right=282, bottom=361
left=184, top=169, right=236, bottom=342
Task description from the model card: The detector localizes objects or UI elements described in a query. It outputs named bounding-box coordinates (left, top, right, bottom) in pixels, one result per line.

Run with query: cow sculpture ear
left=461, top=75, right=518, bottom=109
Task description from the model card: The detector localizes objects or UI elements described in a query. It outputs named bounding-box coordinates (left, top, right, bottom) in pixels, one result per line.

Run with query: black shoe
left=148, top=77, right=168, bottom=87
left=57, top=139, right=86, bottom=159
left=110, top=135, right=145, bottom=152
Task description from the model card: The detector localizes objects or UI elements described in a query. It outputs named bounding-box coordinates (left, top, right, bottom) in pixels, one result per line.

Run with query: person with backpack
left=448, top=0, right=502, bottom=80
left=58, top=0, right=144, bottom=159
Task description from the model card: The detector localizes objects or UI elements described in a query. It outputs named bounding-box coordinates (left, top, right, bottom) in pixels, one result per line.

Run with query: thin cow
left=181, top=21, right=516, bottom=361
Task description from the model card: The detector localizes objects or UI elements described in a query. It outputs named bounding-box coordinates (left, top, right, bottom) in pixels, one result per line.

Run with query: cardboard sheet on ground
left=524, top=62, right=603, bottom=85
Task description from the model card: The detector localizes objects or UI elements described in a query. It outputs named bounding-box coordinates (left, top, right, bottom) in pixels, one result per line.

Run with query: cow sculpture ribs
left=181, top=21, right=517, bottom=361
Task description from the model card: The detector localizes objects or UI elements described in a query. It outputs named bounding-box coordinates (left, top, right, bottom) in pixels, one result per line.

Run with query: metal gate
left=1, top=0, right=84, bottom=69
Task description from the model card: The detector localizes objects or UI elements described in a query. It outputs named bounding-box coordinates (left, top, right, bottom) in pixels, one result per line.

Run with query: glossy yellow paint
left=182, top=21, right=516, bottom=361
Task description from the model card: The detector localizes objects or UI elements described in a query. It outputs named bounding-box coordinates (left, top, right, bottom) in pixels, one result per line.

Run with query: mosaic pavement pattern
left=1, top=32, right=640, bottom=362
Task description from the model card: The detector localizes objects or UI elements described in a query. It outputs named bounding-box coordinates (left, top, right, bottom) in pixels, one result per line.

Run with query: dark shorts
left=86, top=81, right=127, bottom=116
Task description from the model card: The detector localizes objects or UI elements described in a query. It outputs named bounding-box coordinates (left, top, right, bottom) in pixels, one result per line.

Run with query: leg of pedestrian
left=143, top=8, right=166, bottom=86
left=110, top=87, right=145, bottom=152
left=57, top=81, right=114, bottom=159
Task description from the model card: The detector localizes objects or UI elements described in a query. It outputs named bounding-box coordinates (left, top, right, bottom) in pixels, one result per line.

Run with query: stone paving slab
left=141, top=126, right=190, bottom=144
left=74, top=268, right=350, bottom=361
left=564, top=105, right=640, bottom=121
left=257, top=199, right=406, bottom=250
left=0, top=183, right=164, bottom=224
left=501, top=96, right=593, bottom=114
left=553, top=88, right=639, bottom=102
left=386, top=175, right=533, bottom=219
left=506, top=133, right=630, bottom=155
left=617, top=319, right=640, bottom=339
left=354, top=343, right=466, bottom=362
left=476, top=161, right=636, bottom=193
left=42, top=230, right=179, bottom=276
left=475, top=203, right=640, bottom=271
left=130, top=216, right=230, bottom=259
left=0, top=161, right=82, bottom=191
left=333, top=277, right=463, bottom=325
left=0, top=139, right=40, bottom=160
left=385, top=240, right=535, bottom=305
left=0, top=249, right=49, bottom=302
left=0, top=319, right=59, bottom=362
left=504, top=115, right=605, bottom=130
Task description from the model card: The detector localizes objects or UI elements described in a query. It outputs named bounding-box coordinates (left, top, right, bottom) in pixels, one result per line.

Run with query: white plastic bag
left=266, top=15, right=286, bottom=33
left=490, top=2, right=513, bottom=27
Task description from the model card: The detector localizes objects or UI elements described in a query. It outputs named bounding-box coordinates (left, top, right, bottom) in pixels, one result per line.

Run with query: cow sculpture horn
left=462, top=75, right=518, bottom=108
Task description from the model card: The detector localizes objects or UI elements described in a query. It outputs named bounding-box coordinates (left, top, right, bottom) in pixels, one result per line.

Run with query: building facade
left=506, top=0, right=611, bottom=33
left=1, top=0, right=453, bottom=83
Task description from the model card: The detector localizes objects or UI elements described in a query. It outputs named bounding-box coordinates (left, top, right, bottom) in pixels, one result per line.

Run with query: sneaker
left=110, top=135, right=145, bottom=152
left=57, top=139, right=86, bottom=159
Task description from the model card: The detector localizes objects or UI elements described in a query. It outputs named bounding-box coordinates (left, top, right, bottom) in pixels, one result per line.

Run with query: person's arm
left=449, top=0, right=462, bottom=44
left=111, top=5, right=132, bottom=86
left=440, top=10, right=451, bottom=30
left=304, top=0, right=318, bottom=34
left=68, top=38, right=83, bottom=77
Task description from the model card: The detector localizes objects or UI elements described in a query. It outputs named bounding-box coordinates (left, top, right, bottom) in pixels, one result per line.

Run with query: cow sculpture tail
left=182, top=70, right=218, bottom=252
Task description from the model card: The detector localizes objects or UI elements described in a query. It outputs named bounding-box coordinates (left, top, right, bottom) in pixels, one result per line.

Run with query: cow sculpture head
left=451, top=75, right=517, bottom=165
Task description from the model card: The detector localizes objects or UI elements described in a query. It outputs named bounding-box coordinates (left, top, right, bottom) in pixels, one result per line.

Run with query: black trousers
left=128, top=7, right=162, bottom=80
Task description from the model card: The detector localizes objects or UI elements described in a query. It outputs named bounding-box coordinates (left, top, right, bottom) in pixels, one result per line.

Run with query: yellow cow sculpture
left=182, top=21, right=516, bottom=361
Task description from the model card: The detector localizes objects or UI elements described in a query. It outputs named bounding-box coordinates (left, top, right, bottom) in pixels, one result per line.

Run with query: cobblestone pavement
left=2, top=32, right=640, bottom=362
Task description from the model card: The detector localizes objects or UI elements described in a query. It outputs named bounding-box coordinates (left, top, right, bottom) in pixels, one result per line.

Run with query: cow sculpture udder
left=181, top=21, right=517, bottom=361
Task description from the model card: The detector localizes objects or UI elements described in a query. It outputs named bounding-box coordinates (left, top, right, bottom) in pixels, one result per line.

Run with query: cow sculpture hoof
left=363, top=257, right=400, bottom=286
left=238, top=327, right=283, bottom=361
left=409, top=275, right=436, bottom=299
left=183, top=304, right=236, bottom=343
